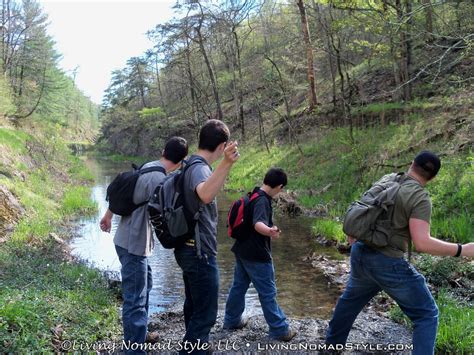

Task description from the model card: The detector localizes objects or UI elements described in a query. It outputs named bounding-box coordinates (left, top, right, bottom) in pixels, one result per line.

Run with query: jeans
left=224, top=257, right=289, bottom=338
left=174, top=245, right=219, bottom=354
left=326, top=242, right=438, bottom=355
left=115, top=245, right=152, bottom=355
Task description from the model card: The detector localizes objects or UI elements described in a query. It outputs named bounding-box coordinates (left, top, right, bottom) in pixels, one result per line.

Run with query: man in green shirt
left=326, top=151, right=473, bottom=355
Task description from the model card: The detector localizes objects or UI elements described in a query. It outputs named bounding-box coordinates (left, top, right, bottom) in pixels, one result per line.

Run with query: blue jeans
left=224, top=257, right=289, bottom=338
left=115, top=245, right=152, bottom=355
left=326, top=242, right=438, bottom=355
left=174, top=245, right=219, bottom=354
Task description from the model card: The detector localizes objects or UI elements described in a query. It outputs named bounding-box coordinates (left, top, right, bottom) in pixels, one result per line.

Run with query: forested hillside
left=0, top=0, right=99, bottom=140
left=98, top=0, right=472, bottom=156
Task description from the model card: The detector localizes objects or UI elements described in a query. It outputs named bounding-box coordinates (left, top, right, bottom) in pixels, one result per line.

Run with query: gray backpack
left=148, top=157, right=207, bottom=254
left=343, top=173, right=405, bottom=247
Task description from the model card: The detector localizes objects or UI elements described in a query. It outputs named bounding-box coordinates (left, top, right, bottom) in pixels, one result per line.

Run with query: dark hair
left=163, top=136, right=188, bottom=164
left=263, top=167, right=288, bottom=188
left=198, top=119, right=230, bottom=152
left=412, top=151, right=441, bottom=180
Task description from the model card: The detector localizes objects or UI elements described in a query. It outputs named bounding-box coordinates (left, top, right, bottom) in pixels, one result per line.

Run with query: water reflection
left=70, top=158, right=339, bottom=318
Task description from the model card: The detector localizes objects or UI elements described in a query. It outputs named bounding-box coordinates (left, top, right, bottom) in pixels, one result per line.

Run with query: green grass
left=435, top=290, right=474, bottom=354
left=0, top=244, right=120, bottom=352
left=352, top=99, right=437, bottom=115
left=0, top=128, right=30, bottom=153
left=389, top=290, right=473, bottom=354
left=226, top=118, right=473, bottom=244
left=311, top=219, right=346, bottom=243
left=0, top=129, right=120, bottom=351
left=429, top=156, right=474, bottom=244
left=68, top=156, right=95, bottom=181
left=414, top=255, right=474, bottom=296
left=61, top=186, right=97, bottom=216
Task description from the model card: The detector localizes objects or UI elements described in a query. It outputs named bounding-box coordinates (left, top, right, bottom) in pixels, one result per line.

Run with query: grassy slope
left=0, top=127, right=120, bottom=352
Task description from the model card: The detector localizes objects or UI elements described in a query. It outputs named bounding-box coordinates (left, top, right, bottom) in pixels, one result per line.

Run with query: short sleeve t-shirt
left=114, top=161, right=166, bottom=256
left=231, top=188, right=273, bottom=263
left=376, top=175, right=432, bottom=258
left=183, top=155, right=218, bottom=257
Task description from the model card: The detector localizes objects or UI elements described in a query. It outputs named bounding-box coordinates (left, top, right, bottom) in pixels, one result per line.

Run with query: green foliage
left=0, top=126, right=119, bottom=351
left=311, top=219, right=345, bottom=243
left=0, top=74, right=14, bottom=116
left=68, top=156, right=95, bottom=181
left=390, top=289, right=474, bottom=354
left=435, top=290, right=474, bottom=354
left=414, top=255, right=474, bottom=295
left=0, top=245, right=120, bottom=352
left=0, top=128, right=30, bottom=153
left=61, top=186, right=97, bottom=216
left=138, top=106, right=165, bottom=118
left=429, top=155, right=473, bottom=244
left=225, top=116, right=472, bottom=244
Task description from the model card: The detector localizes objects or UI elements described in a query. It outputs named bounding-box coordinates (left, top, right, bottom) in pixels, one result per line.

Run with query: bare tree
left=296, top=0, right=317, bottom=110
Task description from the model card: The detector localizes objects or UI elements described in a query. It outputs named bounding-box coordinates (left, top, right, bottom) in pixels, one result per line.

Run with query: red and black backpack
left=227, top=190, right=265, bottom=240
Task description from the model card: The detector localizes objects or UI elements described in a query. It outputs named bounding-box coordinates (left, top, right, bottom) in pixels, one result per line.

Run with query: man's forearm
left=415, top=236, right=459, bottom=256
left=104, top=209, right=113, bottom=219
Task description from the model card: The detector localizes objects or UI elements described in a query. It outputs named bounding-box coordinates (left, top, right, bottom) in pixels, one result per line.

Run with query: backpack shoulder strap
left=249, top=189, right=266, bottom=203
left=180, top=156, right=209, bottom=259
left=139, top=166, right=166, bottom=175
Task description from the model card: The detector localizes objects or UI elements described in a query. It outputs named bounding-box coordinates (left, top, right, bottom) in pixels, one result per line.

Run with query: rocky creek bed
left=145, top=304, right=412, bottom=354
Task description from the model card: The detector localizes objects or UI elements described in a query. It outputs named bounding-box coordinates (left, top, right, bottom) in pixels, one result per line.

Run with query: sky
left=40, top=0, right=176, bottom=104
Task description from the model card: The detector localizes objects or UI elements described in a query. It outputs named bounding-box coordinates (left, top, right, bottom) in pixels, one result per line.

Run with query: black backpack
left=227, top=189, right=265, bottom=240
left=106, top=163, right=165, bottom=216
left=148, top=157, right=207, bottom=252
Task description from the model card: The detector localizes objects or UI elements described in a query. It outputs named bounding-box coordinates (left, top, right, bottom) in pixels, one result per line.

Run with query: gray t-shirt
left=183, top=156, right=218, bottom=256
left=114, top=161, right=166, bottom=256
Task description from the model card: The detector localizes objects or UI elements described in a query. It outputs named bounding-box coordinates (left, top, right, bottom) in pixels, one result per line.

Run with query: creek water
left=70, top=158, right=340, bottom=318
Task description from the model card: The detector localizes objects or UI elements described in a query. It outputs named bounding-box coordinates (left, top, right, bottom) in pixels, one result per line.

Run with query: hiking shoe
left=146, top=331, right=160, bottom=343
left=223, top=316, right=249, bottom=330
left=274, top=329, right=297, bottom=342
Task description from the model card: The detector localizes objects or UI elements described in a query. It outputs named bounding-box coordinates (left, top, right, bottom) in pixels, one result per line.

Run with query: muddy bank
left=304, top=253, right=350, bottom=292
left=146, top=306, right=412, bottom=354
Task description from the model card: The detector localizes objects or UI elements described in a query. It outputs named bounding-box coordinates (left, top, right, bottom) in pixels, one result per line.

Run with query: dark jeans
left=115, top=245, right=152, bottom=355
left=224, top=257, right=289, bottom=338
left=326, top=242, right=438, bottom=355
left=174, top=245, right=219, bottom=354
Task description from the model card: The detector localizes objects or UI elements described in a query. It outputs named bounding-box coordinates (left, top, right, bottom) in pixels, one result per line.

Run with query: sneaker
left=146, top=331, right=160, bottom=343
left=274, top=329, right=297, bottom=342
left=223, top=316, right=249, bottom=330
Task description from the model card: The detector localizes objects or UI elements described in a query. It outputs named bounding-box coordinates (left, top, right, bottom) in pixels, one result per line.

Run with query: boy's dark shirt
left=231, top=187, right=273, bottom=263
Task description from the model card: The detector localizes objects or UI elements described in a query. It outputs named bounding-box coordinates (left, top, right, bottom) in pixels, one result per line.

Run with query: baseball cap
left=414, top=151, right=441, bottom=177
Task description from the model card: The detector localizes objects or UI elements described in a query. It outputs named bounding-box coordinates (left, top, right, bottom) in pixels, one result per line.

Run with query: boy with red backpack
left=224, top=167, right=296, bottom=342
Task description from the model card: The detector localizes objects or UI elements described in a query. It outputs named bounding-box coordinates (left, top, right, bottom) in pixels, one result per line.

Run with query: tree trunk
left=422, top=0, right=433, bottom=41
left=194, top=12, right=223, bottom=121
left=315, top=2, right=336, bottom=107
left=153, top=55, right=164, bottom=107
left=396, top=0, right=412, bottom=101
left=405, top=0, right=412, bottom=101
left=232, top=29, right=245, bottom=139
left=296, top=0, right=317, bottom=110
left=185, top=38, right=199, bottom=128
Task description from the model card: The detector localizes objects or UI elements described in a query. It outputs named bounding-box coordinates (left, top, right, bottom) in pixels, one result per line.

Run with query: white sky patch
left=40, top=0, right=176, bottom=104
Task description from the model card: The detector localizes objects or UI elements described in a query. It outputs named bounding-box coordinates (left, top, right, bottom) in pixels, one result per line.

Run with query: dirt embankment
left=0, top=185, right=23, bottom=243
